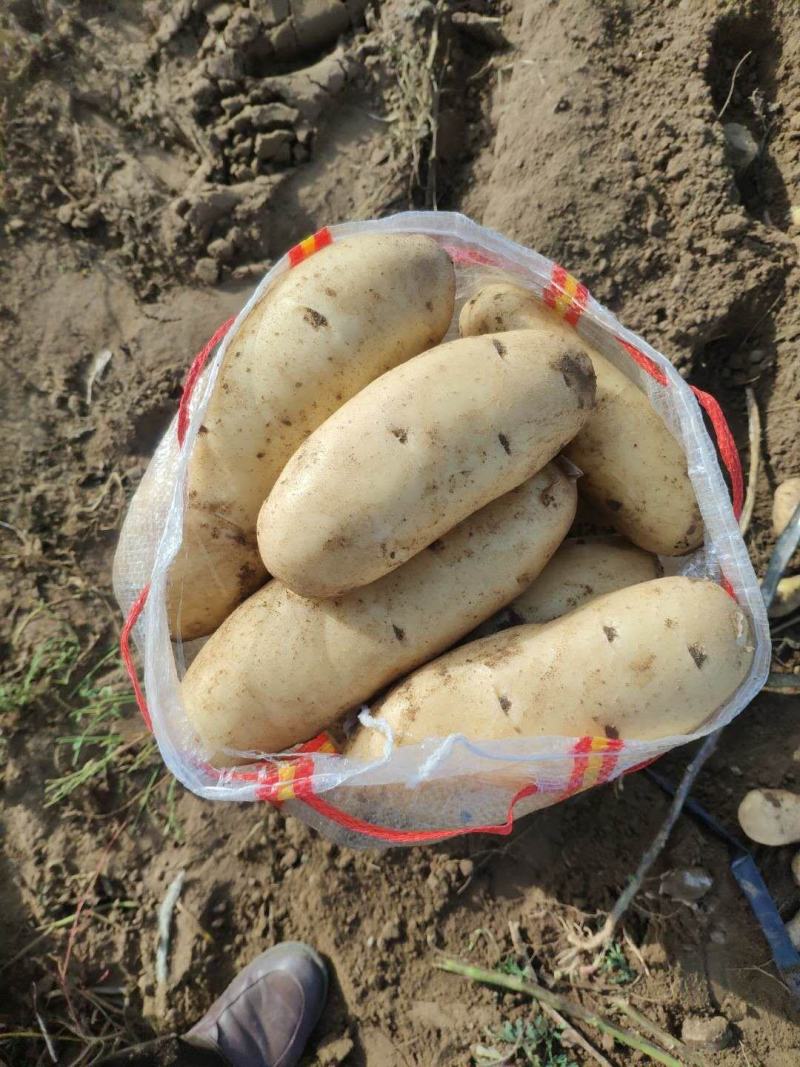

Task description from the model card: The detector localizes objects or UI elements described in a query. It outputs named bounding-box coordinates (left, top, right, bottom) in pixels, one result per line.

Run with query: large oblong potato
left=258, top=330, right=595, bottom=598
left=182, top=464, right=576, bottom=764
left=459, top=283, right=703, bottom=556
left=345, top=577, right=754, bottom=760
left=169, top=233, right=456, bottom=639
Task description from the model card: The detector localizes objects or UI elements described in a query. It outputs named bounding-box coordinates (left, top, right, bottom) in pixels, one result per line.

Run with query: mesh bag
left=113, top=212, right=769, bottom=848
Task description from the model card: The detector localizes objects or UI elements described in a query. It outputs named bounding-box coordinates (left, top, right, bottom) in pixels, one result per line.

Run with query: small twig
left=739, top=387, right=760, bottom=535
left=545, top=1000, right=612, bottom=1067
left=761, top=503, right=800, bottom=609
left=1, top=931, right=53, bottom=975
left=32, top=986, right=58, bottom=1064
left=435, top=958, right=684, bottom=1066
left=622, top=928, right=650, bottom=978
left=716, top=50, right=752, bottom=120
left=763, top=499, right=800, bottom=610
left=562, top=732, right=720, bottom=965
left=612, top=999, right=698, bottom=1064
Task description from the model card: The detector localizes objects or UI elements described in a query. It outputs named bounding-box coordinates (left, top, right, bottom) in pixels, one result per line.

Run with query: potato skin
left=345, top=577, right=753, bottom=759
left=258, top=330, right=595, bottom=598
left=507, top=536, right=661, bottom=624
left=181, top=465, right=576, bottom=764
left=170, top=233, right=456, bottom=639
left=773, top=477, right=800, bottom=537
left=738, top=788, right=800, bottom=846
left=459, top=283, right=703, bottom=556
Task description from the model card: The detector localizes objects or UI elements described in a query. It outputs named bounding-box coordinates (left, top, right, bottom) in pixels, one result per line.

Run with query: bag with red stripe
left=113, top=212, right=769, bottom=847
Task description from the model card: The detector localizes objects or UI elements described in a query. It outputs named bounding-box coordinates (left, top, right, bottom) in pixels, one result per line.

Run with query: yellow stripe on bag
left=275, top=763, right=297, bottom=802
left=581, top=735, right=613, bottom=789
left=552, top=271, right=579, bottom=320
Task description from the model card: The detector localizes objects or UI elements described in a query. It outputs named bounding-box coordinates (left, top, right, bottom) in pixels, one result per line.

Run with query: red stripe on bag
left=292, top=777, right=539, bottom=844
left=120, top=584, right=152, bottom=730
left=614, top=339, right=744, bottom=527
left=543, top=265, right=589, bottom=326
left=177, top=318, right=236, bottom=447
left=287, top=227, right=333, bottom=267
left=564, top=735, right=596, bottom=796
left=690, top=386, right=744, bottom=521
left=720, top=576, right=736, bottom=599
left=564, top=282, right=589, bottom=326
left=124, top=317, right=235, bottom=724
left=596, top=737, right=624, bottom=784
left=443, top=244, right=504, bottom=268
left=615, top=336, right=669, bottom=386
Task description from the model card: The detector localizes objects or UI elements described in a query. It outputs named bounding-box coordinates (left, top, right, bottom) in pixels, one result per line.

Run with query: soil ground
left=2, top=0, right=800, bottom=1064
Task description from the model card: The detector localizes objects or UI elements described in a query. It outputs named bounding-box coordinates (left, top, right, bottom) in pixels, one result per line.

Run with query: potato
left=787, top=912, right=800, bottom=951
left=470, top=535, right=659, bottom=639
left=182, top=465, right=576, bottom=764
left=769, top=576, right=800, bottom=619
left=504, top=536, right=661, bottom=624
left=258, top=330, right=595, bottom=598
left=773, top=477, right=800, bottom=537
left=345, top=576, right=753, bottom=759
left=738, top=789, right=800, bottom=846
left=459, top=283, right=703, bottom=556
left=169, top=233, right=455, bottom=639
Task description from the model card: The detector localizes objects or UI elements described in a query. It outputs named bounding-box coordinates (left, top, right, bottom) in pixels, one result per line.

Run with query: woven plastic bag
left=114, top=211, right=770, bottom=848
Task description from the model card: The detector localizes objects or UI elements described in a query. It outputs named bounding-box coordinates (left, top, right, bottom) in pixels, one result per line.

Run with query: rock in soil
left=681, top=1014, right=733, bottom=1051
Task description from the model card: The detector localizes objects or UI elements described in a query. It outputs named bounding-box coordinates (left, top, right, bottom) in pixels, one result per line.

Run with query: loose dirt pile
left=2, top=1, right=800, bottom=1064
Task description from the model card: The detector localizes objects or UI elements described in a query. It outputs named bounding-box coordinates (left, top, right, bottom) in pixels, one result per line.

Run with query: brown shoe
left=183, top=942, right=328, bottom=1067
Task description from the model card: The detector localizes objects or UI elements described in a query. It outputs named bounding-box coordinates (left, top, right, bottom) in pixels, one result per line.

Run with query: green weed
left=599, top=940, right=637, bottom=985
left=43, top=647, right=157, bottom=808
left=0, top=615, right=178, bottom=834
left=0, top=631, right=81, bottom=714
left=473, top=1016, right=579, bottom=1067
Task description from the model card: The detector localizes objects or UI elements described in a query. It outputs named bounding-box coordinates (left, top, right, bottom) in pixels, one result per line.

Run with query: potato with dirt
left=182, top=465, right=576, bottom=764
left=483, top=536, right=661, bottom=631
left=459, top=283, right=703, bottom=557
left=345, top=577, right=754, bottom=759
left=258, top=330, right=595, bottom=598
left=168, top=233, right=456, bottom=639
left=738, top=789, right=800, bottom=846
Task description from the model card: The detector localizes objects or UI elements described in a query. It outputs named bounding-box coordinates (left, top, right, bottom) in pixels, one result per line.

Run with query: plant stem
left=435, top=957, right=684, bottom=1067
left=612, top=999, right=698, bottom=1064
left=574, top=730, right=721, bottom=960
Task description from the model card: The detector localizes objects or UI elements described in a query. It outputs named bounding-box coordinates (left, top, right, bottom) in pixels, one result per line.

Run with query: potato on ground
left=773, top=477, right=800, bottom=537
left=459, top=283, right=703, bottom=557
left=258, top=330, right=595, bottom=598
left=738, top=789, right=800, bottom=846
left=345, top=577, right=753, bottom=759
left=170, top=233, right=455, bottom=639
left=182, top=465, right=576, bottom=764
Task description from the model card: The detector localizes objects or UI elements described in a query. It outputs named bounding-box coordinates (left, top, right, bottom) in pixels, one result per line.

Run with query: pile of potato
left=173, top=233, right=755, bottom=767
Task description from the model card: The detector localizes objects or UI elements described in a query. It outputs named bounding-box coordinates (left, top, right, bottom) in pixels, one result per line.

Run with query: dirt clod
left=681, top=1014, right=733, bottom=1051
